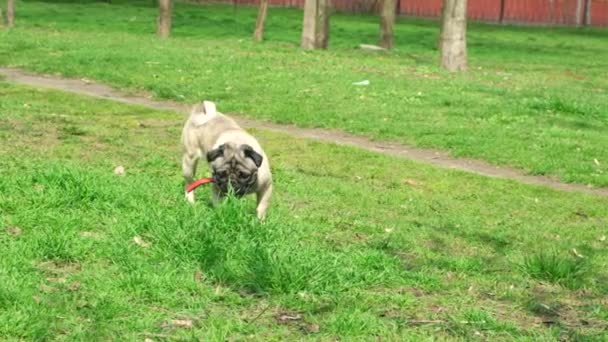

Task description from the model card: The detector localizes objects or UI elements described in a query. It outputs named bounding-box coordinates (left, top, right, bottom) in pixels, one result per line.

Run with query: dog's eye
left=216, top=171, right=228, bottom=178
left=238, top=171, right=250, bottom=179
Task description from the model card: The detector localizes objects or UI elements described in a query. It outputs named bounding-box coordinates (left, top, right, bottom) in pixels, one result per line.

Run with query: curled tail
left=190, top=100, right=217, bottom=126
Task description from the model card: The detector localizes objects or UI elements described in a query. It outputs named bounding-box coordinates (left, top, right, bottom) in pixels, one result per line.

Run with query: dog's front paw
left=256, top=209, right=267, bottom=221
left=185, top=191, right=195, bottom=204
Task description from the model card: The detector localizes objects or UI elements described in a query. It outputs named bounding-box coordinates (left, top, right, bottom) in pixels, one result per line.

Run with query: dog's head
left=206, top=142, right=263, bottom=197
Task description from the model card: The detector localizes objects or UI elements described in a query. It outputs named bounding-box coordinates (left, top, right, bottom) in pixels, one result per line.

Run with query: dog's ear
left=242, top=144, right=263, bottom=168
left=206, top=144, right=225, bottom=162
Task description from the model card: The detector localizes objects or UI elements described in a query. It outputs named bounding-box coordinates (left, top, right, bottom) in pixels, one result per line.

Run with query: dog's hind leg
left=182, top=152, right=198, bottom=203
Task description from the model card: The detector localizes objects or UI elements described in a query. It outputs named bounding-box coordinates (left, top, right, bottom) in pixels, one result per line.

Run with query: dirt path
left=2, top=67, right=607, bottom=197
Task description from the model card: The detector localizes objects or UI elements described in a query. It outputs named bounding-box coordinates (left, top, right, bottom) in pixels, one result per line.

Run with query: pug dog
left=181, top=101, right=272, bottom=219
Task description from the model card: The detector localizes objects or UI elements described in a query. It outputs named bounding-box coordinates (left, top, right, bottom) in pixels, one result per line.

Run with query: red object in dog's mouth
left=186, top=177, right=214, bottom=193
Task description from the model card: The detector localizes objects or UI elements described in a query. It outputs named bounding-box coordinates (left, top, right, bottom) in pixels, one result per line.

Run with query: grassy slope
left=1, top=82, right=607, bottom=340
left=1, top=1, right=607, bottom=187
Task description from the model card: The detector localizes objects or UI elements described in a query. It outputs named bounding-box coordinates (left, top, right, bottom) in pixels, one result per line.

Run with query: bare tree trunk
left=439, top=0, right=467, bottom=72
left=7, top=0, right=15, bottom=27
left=498, top=0, right=505, bottom=24
left=157, top=0, right=172, bottom=39
left=379, top=0, right=396, bottom=49
left=301, top=0, right=330, bottom=49
left=301, top=0, right=318, bottom=49
left=253, top=0, right=269, bottom=41
left=575, top=0, right=584, bottom=26
left=583, top=0, right=591, bottom=26
left=315, top=0, right=329, bottom=48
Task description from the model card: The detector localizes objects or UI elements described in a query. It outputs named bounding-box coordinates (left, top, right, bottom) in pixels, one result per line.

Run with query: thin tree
left=315, top=0, right=329, bottom=48
left=301, top=0, right=329, bottom=49
left=157, top=0, right=172, bottom=38
left=583, top=0, right=592, bottom=26
left=253, top=0, right=269, bottom=41
left=379, top=0, right=396, bottom=49
left=7, top=0, right=15, bottom=27
left=575, top=0, right=583, bottom=26
left=439, top=0, right=467, bottom=71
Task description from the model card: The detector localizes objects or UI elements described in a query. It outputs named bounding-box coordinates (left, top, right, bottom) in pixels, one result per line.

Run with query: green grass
left=522, top=251, right=590, bottom=290
left=1, top=1, right=608, bottom=187
left=2, top=82, right=608, bottom=340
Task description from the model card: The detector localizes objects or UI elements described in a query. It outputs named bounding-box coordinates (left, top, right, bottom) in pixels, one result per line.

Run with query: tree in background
left=439, top=0, right=467, bottom=71
left=301, top=0, right=330, bottom=49
left=157, top=0, right=172, bottom=38
left=6, top=0, right=15, bottom=27
left=378, top=0, right=396, bottom=49
left=253, top=0, right=269, bottom=41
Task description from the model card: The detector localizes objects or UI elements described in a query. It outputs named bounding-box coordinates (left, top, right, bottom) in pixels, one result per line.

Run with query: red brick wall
left=592, top=0, right=608, bottom=25
left=230, top=0, right=608, bottom=26
left=399, top=0, right=607, bottom=26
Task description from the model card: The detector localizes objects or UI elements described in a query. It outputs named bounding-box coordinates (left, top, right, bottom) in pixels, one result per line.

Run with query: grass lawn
left=1, top=82, right=608, bottom=340
left=1, top=1, right=607, bottom=187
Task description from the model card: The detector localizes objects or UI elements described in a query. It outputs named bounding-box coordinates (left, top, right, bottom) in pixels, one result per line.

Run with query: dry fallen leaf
left=571, top=248, right=584, bottom=258
left=76, top=300, right=89, bottom=309
left=354, top=232, right=367, bottom=241
left=79, top=231, right=103, bottom=240
left=46, top=277, right=66, bottom=284
left=276, top=312, right=302, bottom=323
left=194, top=270, right=203, bottom=282
left=302, top=323, right=320, bottom=333
left=38, top=284, right=57, bottom=293
left=32, top=295, right=42, bottom=304
left=404, top=179, right=420, bottom=186
left=594, top=158, right=601, bottom=166
left=133, top=236, right=150, bottom=248
left=113, top=165, right=125, bottom=176
left=68, top=282, right=81, bottom=291
left=214, top=285, right=227, bottom=296
left=168, top=319, right=193, bottom=329
left=352, top=80, right=370, bottom=86
left=6, top=226, right=22, bottom=236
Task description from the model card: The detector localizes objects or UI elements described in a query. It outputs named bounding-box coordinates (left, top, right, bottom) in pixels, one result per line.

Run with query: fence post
left=499, top=0, right=506, bottom=24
